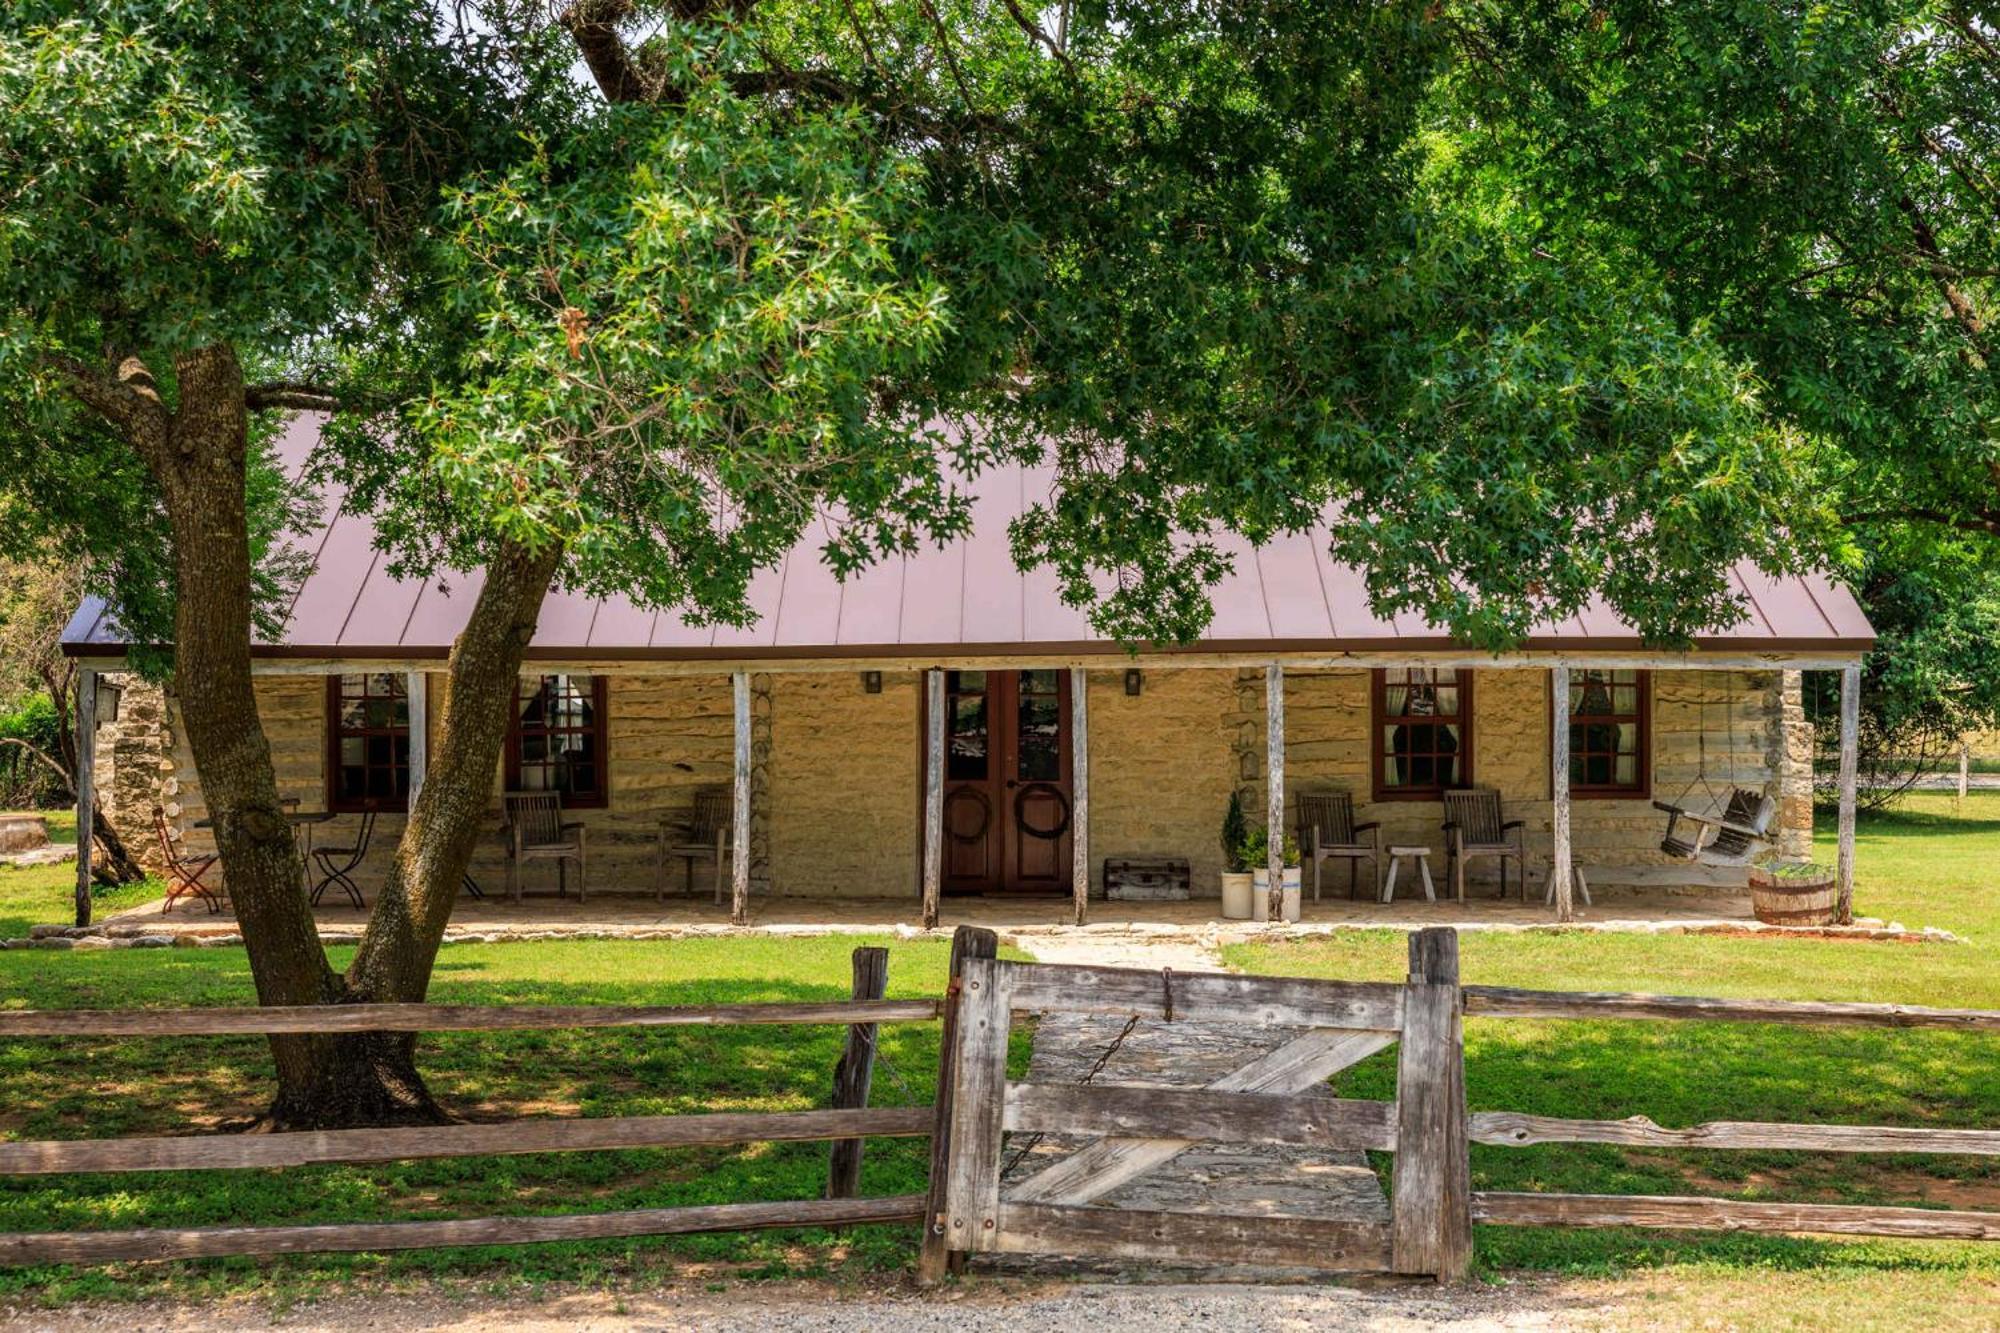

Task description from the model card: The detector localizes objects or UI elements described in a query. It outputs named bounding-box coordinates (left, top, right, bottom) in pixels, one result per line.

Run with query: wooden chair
left=504, top=793, right=587, bottom=902
left=656, top=786, right=732, bottom=904
left=1443, top=788, right=1526, bottom=902
left=153, top=806, right=223, bottom=915
left=310, top=806, right=377, bottom=909
left=1297, top=791, right=1380, bottom=901
left=1655, top=787, right=1775, bottom=866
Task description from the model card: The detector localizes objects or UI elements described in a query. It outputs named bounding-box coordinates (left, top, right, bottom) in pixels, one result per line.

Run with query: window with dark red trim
left=507, top=674, right=609, bottom=808
left=1372, top=668, right=1471, bottom=800
left=326, top=674, right=410, bottom=812
left=1567, top=668, right=1649, bottom=798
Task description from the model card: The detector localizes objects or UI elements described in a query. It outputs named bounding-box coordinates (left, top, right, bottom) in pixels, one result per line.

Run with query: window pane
left=1616, top=722, right=1638, bottom=755
left=1018, top=695, right=1060, bottom=780
left=1434, top=686, right=1458, bottom=717
left=1615, top=754, right=1637, bottom=785
left=947, top=697, right=988, bottom=780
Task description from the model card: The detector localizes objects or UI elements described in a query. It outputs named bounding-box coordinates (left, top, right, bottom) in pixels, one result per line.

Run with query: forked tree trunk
left=346, top=537, right=562, bottom=1005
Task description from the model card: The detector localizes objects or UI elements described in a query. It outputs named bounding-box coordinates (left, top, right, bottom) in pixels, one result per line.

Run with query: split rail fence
left=0, top=927, right=1996, bottom=1274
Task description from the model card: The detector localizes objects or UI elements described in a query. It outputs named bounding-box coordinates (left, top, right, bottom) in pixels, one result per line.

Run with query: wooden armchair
left=1297, top=791, right=1380, bottom=902
left=503, top=792, right=587, bottom=903
left=656, top=786, right=732, bottom=904
left=153, top=806, right=223, bottom=915
left=1443, top=788, right=1526, bottom=903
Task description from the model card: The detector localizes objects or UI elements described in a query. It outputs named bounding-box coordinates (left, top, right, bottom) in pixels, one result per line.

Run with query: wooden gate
left=920, top=928, right=1470, bottom=1280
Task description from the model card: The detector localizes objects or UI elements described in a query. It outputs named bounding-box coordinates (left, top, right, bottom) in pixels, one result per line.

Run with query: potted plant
left=1239, top=826, right=1303, bottom=923
left=1219, top=792, right=1255, bottom=919
left=1748, top=859, right=1839, bottom=926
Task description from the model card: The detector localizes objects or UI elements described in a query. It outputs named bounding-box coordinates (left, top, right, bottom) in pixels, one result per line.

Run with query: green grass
left=0, top=809, right=162, bottom=939
left=1225, top=790, right=2000, bottom=1312
left=0, top=935, right=963, bottom=1303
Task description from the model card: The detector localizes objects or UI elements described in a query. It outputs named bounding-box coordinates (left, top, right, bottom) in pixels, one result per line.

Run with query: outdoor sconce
left=1124, top=668, right=1144, bottom=697
left=861, top=670, right=883, bottom=695
left=94, top=676, right=124, bottom=725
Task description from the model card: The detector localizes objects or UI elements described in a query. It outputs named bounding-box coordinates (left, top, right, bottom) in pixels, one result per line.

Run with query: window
left=508, top=674, right=608, bottom=807
left=326, top=673, right=410, bottom=812
left=1566, top=668, right=1649, bottom=798
left=1373, top=668, right=1471, bottom=800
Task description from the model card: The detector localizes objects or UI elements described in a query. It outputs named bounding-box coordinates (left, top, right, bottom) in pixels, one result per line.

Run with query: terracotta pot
left=1748, top=865, right=1838, bottom=926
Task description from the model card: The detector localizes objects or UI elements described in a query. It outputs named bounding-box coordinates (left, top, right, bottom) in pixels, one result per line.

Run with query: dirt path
left=0, top=1277, right=1626, bottom=1332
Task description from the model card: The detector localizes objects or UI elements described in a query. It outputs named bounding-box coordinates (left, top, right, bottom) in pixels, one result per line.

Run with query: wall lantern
left=861, top=670, right=884, bottom=695
left=1124, top=668, right=1144, bottom=697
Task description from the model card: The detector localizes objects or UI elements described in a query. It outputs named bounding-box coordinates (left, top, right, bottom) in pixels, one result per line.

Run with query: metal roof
left=63, top=416, right=1874, bottom=662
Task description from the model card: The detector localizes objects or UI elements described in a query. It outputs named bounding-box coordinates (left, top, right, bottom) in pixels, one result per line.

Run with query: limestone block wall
left=766, top=670, right=920, bottom=898
left=1084, top=667, right=1238, bottom=896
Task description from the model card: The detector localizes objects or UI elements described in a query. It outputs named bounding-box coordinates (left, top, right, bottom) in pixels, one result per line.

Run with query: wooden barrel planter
left=1748, top=865, right=1838, bottom=926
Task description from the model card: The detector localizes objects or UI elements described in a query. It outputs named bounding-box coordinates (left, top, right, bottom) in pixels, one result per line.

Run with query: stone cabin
left=67, top=422, right=1871, bottom=918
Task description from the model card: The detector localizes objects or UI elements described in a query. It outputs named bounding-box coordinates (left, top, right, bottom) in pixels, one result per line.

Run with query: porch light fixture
left=1124, top=668, right=1144, bottom=697
left=861, top=670, right=883, bottom=694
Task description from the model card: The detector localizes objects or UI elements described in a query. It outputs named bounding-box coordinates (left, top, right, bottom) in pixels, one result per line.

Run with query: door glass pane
left=1018, top=693, right=1059, bottom=780
left=947, top=695, right=988, bottom=780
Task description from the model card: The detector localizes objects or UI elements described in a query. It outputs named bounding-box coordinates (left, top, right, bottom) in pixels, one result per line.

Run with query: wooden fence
left=921, top=927, right=2000, bottom=1282
left=0, top=947, right=940, bottom=1266
left=1, top=927, right=1996, bottom=1275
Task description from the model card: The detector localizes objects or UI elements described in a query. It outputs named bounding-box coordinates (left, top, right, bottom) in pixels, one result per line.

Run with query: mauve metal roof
left=62, top=417, right=1875, bottom=660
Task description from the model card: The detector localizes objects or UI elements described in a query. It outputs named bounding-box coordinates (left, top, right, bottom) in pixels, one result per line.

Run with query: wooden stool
left=1541, top=861, right=1593, bottom=907
left=1381, top=845, right=1437, bottom=904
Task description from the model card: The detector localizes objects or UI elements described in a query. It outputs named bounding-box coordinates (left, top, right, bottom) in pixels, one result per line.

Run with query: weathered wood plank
left=0, top=999, right=942, bottom=1038
left=73, top=666, right=95, bottom=929
left=1391, top=928, right=1471, bottom=1281
left=1472, top=1191, right=2000, bottom=1241
left=1071, top=666, right=1089, bottom=927
left=1836, top=662, right=1860, bottom=923
left=921, top=669, right=945, bottom=929
left=991, top=1203, right=1394, bottom=1272
left=1266, top=662, right=1285, bottom=923
left=1000, top=960, right=1404, bottom=1031
left=941, top=955, right=1013, bottom=1252
left=0, top=1106, right=933, bottom=1177
left=1004, top=1084, right=1396, bottom=1152
left=1470, top=1112, right=2000, bottom=1156
left=731, top=669, right=751, bottom=926
left=826, top=947, right=890, bottom=1199
left=918, top=926, right=999, bottom=1286
left=406, top=670, right=428, bottom=801
left=1550, top=665, right=1573, bottom=923
left=1462, top=987, right=2000, bottom=1031
left=1004, top=1027, right=1396, bottom=1206
left=0, top=1193, right=928, bottom=1267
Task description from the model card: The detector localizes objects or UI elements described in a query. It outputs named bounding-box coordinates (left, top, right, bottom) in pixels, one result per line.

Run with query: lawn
left=0, top=809, right=162, bottom=939
left=1226, top=789, right=2000, bottom=1329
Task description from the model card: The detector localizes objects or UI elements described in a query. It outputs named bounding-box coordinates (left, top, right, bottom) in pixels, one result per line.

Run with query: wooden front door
left=933, top=669, right=1073, bottom=895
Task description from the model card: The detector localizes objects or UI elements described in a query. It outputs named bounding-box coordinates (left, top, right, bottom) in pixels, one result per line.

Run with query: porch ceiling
left=63, top=417, right=1873, bottom=668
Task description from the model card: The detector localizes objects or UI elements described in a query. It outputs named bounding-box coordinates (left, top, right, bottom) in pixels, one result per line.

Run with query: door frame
left=916, top=668, right=1075, bottom=896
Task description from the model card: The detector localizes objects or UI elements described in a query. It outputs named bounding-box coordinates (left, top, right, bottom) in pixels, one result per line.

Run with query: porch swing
left=1649, top=676, right=1777, bottom=867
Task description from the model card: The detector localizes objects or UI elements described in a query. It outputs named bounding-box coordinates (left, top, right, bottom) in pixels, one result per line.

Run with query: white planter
left=1220, top=871, right=1256, bottom=920
left=1251, top=867, right=1303, bottom=923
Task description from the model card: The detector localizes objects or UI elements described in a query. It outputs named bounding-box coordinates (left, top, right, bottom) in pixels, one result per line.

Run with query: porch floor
left=101, top=882, right=1785, bottom=945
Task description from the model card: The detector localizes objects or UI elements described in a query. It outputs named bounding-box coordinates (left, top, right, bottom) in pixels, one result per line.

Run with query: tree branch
left=0, top=737, right=73, bottom=792
left=44, top=353, right=168, bottom=449
left=560, top=0, right=654, bottom=104
left=245, top=382, right=348, bottom=413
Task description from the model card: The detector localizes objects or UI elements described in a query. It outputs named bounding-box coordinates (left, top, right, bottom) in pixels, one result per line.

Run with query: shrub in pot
left=1219, top=792, right=1255, bottom=919
left=1748, top=860, right=1839, bottom=926
left=1238, top=826, right=1303, bottom=923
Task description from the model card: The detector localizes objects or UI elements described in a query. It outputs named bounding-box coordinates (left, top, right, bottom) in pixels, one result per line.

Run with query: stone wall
left=104, top=662, right=1815, bottom=905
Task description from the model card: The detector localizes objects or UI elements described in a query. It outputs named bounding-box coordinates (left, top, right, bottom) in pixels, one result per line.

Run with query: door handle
left=1005, top=779, right=1018, bottom=789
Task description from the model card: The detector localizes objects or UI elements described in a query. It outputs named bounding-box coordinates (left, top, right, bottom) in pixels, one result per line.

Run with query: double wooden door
left=932, top=669, right=1073, bottom=895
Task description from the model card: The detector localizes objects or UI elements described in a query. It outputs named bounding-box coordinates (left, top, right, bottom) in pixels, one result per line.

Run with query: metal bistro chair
left=310, top=806, right=377, bottom=909
left=503, top=792, right=588, bottom=903
left=1297, top=791, right=1380, bottom=902
left=1443, top=787, right=1526, bottom=903
left=153, top=806, right=223, bottom=915
left=656, top=786, right=732, bottom=904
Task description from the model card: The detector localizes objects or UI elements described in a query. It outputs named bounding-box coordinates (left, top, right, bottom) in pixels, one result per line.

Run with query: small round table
left=1380, top=845, right=1437, bottom=904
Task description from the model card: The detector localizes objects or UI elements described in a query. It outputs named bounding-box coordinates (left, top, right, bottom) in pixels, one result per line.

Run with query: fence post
left=825, top=946, right=890, bottom=1199
left=917, top=926, right=998, bottom=1286
left=1391, top=926, right=1471, bottom=1282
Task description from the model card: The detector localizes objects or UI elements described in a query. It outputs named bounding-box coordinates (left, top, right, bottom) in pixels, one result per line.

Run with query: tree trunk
left=143, top=345, right=442, bottom=1126
left=89, top=808, right=145, bottom=886
left=346, top=537, right=563, bottom=1005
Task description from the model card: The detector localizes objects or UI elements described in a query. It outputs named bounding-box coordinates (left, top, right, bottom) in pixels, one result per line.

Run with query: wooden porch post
left=1836, top=662, right=1860, bottom=924
left=922, top=669, right=944, bottom=929
left=73, top=666, right=95, bottom=929
left=732, top=669, right=751, bottom=926
left=1549, top=665, right=1574, bottom=923
left=1071, top=666, right=1089, bottom=926
left=405, top=671, right=428, bottom=803
left=1266, top=663, right=1285, bottom=923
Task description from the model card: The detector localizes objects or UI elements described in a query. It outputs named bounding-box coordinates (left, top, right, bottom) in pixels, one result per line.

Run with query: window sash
left=326, top=674, right=410, bottom=813
left=1372, top=668, right=1472, bottom=801
left=507, top=674, right=609, bottom=808
left=1565, top=669, right=1649, bottom=797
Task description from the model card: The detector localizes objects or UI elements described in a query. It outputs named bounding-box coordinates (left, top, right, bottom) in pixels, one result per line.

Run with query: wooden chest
left=1103, top=856, right=1192, bottom=902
